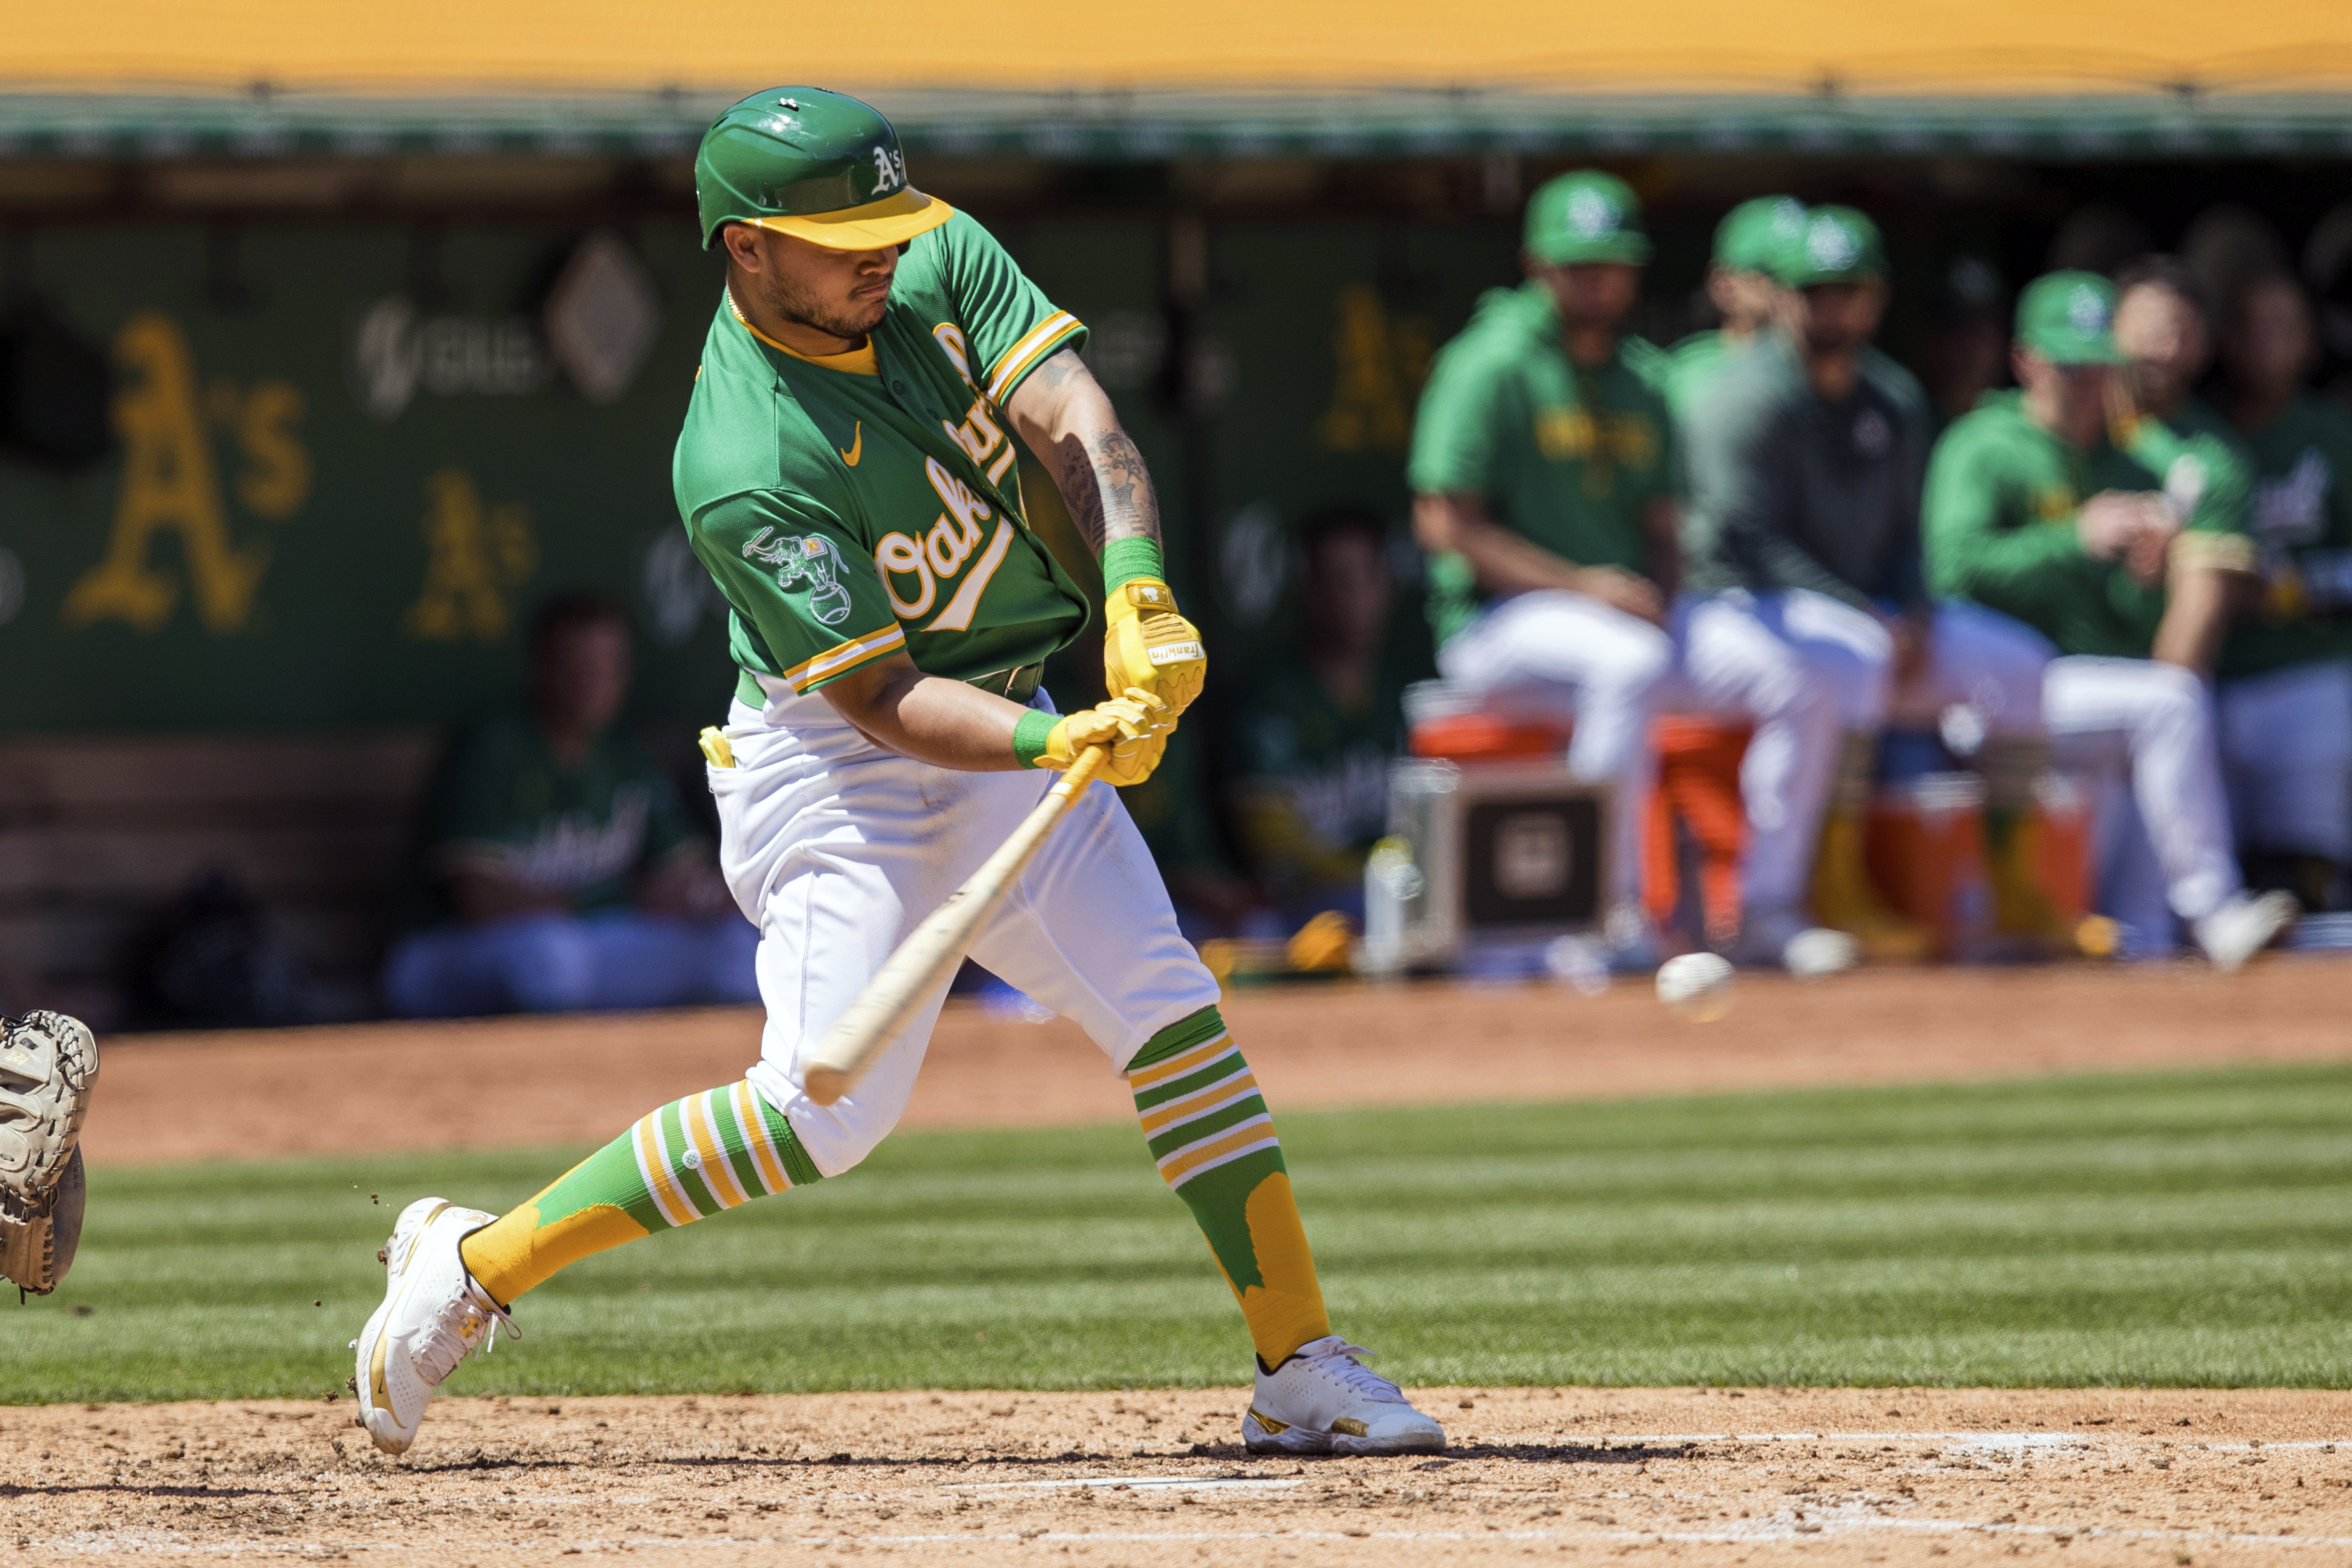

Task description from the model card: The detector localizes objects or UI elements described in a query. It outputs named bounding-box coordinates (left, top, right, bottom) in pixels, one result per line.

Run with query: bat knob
left=803, top=1066, right=850, bottom=1107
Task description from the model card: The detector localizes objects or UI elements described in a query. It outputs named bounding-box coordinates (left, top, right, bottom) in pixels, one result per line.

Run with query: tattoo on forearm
left=1014, top=348, right=1162, bottom=556
left=1051, top=428, right=1161, bottom=554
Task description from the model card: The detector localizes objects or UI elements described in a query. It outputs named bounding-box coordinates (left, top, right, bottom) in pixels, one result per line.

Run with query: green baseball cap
left=1524, top=171, right=1652, bottom=266
left=1772, top=205, right=1887, bottom=287
left=695, top=86, right=954, bottom=251
left=1714, top=195, right=1808, bottom=274
left=2015, top=271, right=2126, bottom=364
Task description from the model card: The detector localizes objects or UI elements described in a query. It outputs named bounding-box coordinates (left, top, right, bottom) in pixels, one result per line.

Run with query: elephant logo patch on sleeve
left=743, top=528, right=855, bottom=626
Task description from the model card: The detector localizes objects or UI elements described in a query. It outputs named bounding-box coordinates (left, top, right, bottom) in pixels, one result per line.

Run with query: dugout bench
left=0, top=730, right=438, bottom=1028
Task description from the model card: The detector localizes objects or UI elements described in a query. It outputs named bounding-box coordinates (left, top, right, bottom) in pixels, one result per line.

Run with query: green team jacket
left=1924, top=392, right=2256, bottom=660
left=1408, top=281, right=1677, bottom=647
left=673, top=211, right=1092, bottom=706
left=2220, top=393, right=2352, bottom=681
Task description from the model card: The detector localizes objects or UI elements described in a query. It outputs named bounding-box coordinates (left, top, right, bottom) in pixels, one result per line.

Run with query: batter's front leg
left=968, top=776, right=1448, bottom=1455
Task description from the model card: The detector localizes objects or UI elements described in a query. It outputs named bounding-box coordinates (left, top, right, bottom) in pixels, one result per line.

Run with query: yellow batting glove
left=1017, top=687, right=1172, bottom=787
left=1104, top=577, right=1206, bottom=721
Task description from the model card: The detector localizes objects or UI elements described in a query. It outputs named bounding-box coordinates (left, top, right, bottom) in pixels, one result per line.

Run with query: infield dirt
left=5, top=1387, right=2347, bottom=1564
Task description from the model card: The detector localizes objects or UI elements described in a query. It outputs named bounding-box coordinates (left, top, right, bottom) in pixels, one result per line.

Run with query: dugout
left=2, top=2, right=2349, bottom=1022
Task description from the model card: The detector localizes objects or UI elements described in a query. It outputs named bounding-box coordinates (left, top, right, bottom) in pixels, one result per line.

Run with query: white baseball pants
left=1684, top=590, right=2051, bottom=736
left=1436, top=588, right=1675, bottom=908
left=2043, top=656, right=2241, bottom=928
left=1673, top=591, right=2052, bottom=911
left=2218, top=657, right=2352, bottom=861
left=708, top=690, right=1219, bottom=1179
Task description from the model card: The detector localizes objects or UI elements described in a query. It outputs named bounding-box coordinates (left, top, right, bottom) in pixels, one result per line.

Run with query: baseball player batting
left=353, top=87, right=1446, bottom=1459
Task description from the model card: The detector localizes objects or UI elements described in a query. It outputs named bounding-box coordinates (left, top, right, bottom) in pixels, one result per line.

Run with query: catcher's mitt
left=0, top=1011, right=98, bottom=1296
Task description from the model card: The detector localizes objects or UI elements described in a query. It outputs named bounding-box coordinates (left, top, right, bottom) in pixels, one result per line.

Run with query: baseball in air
left=1655, top=952, right=1735, bottom=1022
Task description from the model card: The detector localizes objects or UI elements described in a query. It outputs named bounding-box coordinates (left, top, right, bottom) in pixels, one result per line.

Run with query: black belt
left=967, top=662, right=1043, bottom=704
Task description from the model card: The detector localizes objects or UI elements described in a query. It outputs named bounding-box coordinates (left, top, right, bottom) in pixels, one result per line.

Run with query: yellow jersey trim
left=984, top=310, right=1083, bottom=403
left=784, top=623, right=908, bottom=693
left=726, top=289, right=880, bottom=376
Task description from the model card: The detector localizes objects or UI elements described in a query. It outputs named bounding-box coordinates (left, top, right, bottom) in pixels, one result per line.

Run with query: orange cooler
left=1865, top=773, right=1990, bottom=961
left=2036, top=774, right=2095, bottom=920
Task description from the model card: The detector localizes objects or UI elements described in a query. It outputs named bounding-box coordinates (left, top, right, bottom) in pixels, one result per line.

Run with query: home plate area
left=5, top=1387, right=2348, bottom=1564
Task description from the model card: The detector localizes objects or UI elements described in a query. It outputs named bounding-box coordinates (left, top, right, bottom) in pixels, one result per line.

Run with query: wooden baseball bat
left=801, top=745, right=1109, bottom=1107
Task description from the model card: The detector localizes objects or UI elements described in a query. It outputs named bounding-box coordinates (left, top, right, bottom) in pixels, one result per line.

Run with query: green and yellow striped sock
left=459, top=1080, right=820, bottom=1306
left=1127, top=1007, right=1331, bottom=1367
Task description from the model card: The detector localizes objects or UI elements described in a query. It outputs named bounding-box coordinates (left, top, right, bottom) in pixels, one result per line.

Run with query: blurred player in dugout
left=1226, top=506, right=1409, bottom=927
left=2214, top=268, right=2352, bottom=914
left=383, top=594, right=759, bottom=1016
left=1674, top=204, right=2062, bottom=964
left=1407, top=171, right=1694, bottom=971
left=1923, top=265, right=2298, bottom=966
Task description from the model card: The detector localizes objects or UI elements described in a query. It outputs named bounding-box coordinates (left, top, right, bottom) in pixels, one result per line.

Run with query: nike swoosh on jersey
left=839, top=422, right=862, bottom=466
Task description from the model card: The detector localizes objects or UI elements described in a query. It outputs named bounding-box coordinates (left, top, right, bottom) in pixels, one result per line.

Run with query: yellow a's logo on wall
left=63, top=312, right=310, bottom=635
left=1316, top=286, right=1433, bottom=454
left=405, top=469, right=538, bottom=642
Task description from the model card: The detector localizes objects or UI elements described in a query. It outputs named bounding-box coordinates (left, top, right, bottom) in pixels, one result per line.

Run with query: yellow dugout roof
left=6, top=1, right=2352, bottom=159
left=12, top=0, right=2352, bottom=94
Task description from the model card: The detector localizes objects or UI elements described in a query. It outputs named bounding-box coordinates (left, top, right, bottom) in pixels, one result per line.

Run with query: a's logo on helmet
left=2068, top=284, right=2109, bottom=333
left=870, top=145, right=907, bottom=195
left=1808, top=218, right=1859, bottom=272
left=1566, top=188, right=1618, bottom=240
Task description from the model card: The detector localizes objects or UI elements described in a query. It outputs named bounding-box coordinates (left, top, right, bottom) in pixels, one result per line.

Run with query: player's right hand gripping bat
left=801, top=745, right=1108, bottom=1107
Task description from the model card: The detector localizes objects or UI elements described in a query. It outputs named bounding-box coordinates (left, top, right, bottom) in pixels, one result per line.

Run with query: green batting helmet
left=695, top=86, right=953, bottom=251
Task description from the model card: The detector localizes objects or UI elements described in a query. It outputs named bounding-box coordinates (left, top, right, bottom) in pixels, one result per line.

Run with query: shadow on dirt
left=390, top=1440, right=1695, bottom=1476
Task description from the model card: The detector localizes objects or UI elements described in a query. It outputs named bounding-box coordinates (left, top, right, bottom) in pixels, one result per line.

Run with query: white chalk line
left=1589, top=1430, right=2351, bottom=1451
left=953, top=1473, right=1305, bottom=1492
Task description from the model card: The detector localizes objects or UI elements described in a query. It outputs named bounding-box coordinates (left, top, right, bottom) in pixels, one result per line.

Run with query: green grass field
left=7, top=1063, right=2352, bottom=1404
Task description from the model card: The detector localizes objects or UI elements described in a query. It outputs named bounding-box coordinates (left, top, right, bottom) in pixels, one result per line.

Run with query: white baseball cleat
left=352, top=1198, right=512, bottom=1456
left=1243, top=1336, right=1447, bottom=1456
left=1732, top=907, right=1859, bottom=977
left=2193, top=890, right=2298, bottom=973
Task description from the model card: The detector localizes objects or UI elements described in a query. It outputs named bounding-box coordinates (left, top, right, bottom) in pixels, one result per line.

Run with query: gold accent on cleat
left=1248, top=1407, right=1289, bottom=1434
left=1332, top=1418, right=1368, bottom=1437
left=368, top=1331, right=392, bottom=1410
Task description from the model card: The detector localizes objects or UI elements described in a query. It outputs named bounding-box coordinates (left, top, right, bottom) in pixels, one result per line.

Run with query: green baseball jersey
left=2220, top=393, right=2352, bottom=681
left=403, top=713, right=699, bottom=927
left=1408, top=282, right=1676, bottom=646
left=1228, top=656, right=1406, bottom=902
left=674, top=211, right=1092, bottom=704
left=1679, top=336, right=1931, bottom=611
left=1924, top=392, right=2255, bottom=660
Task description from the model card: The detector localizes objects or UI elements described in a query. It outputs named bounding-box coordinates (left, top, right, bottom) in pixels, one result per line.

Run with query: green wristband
left=1099, top=537, right=1166, bottom=593
left=1012, top=709, right=1059, bottom=770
